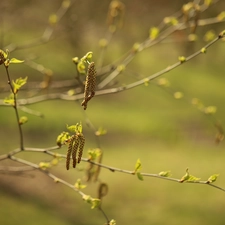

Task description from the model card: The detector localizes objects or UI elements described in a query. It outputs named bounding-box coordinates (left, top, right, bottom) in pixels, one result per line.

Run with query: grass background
left=1, top=0, right=225, bottom=224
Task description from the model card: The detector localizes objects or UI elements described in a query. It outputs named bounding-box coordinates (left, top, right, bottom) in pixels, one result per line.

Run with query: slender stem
left=5, top=66, right=24, bottom=150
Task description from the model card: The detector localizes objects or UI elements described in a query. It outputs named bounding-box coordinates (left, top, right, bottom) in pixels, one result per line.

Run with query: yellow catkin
left=66, top=135, right=76, bottom=170
left=72, top=134, right=80, bottom=168
left=81, top=62, right=96, bottom=110
left=77, top=133, right=85, bottom=163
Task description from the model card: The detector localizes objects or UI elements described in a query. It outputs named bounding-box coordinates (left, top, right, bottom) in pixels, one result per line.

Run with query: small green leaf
left=95, top=127, right=107, bottom=136
left=178, top=56, right=186, bottom=63
left=19, top=116, right=28, bottom=125
left=109, top=219, right=116, bottom=225
left=66, top=123, right=82, bottom=133
left=85, top=51, right=93, bottom=60
left=74, top=179, right=87, bottom=190
left=135, top=158, right=142, bottom=172
left=159, top=171, right=171, bottom=177
left=187, top=175, right=201, bottom=182
left=204, top=106, right=217, bottom=114
left=4, top=94, right=15, bottom=106
left=12, top=77, right=28, bottom=93
left=9, top=58, right=24, bottom=64
left=174, top=92, right=183, bottom=99
left=117, top=64, right=126, bottom=72
left=88, top=148, right=102, bottom=160
left=137, top=172, right=144, bottom=181
left=39, top=162, right=51, bottom=170
left=56, top=131, right=70, bottom=146
left=83, top=195, right=92, bottom=204
left=180, top=168, right=200, bottom=182
left=201, top=48, right=207, bottom=53
left=207, top=174, right=219, bottom=183
left=77, top=61, right=86, bottom=73
left=204, top=30, right=216, bottom=42
left=82, top=195, right=100, bottom=209
left=149, top=27, right=159, bottom=40
left=180, top=168, right=190, bottom=183
left=49, top=14, right=58, bottom=25
left=90, top=198, right=101, bottom=209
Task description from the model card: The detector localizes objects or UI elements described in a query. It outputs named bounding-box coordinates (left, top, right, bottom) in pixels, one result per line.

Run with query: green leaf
left=187, top=175, right=201, bottom=182
left=135, top=158, right=142, bottom=172
left=4, top=94, right=15, bottom=106
left=82, top=195, right=100, bottom=209
left=178, top=56, right=186, bottom=63
left=137, top=172, right=144, bottom=181
left=201, top=48, right=207, bottom=53
left=66, top=123, right=82, bottom=133
left=207, top=174, right=219, bottom=183
left=19, top=116, right=28, bottom=125
left=49, top=14, right=58, bottom=25
left=56, top=131, right=70, bottom=147
left=180, top=168, right=200, bottom=183
left=204, top=106, right=217, bottom=114
left=90, top=198, right=101, bottom=209
left=174, top=92, right=183, bottom=99
left=12, top=77, right=28, bottom=93
left=180, top=168, right=190, bottom=183
left=77, top=61, right=86, bottom=73
left=88, top=148, right=102, bottom=160
left=159, top=171, right=171, bottom=177
left=9, top=58, right=24, bottom=64
left=149, top=27, right=159, bottom=40
left=74, top=179, right=87, bottom=190
left=39, top=162, right=51, bottom=170
left=95, top=127, right=107, bottom=136
left=109, top=219, right=116, bottom=225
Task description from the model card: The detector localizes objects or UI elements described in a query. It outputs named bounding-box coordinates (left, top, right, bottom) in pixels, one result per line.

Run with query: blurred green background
left=1, top=0, right=225, bottom=224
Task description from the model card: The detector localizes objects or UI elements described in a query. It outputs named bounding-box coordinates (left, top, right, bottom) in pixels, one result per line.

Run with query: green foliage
left=56, top=132, right=70, bottom=147
left=82, top=195, right=101, bottom=209
left=134, top=159, right=144, bottom=181
left=178, top=56, right=186, bottom=63
left=159, top=171, right=171, bottom=177
left=4, top=93, right=15, bottom=106
left=66, top=123, right=83, bottom=134
left=87, top=148, right=102, bottom=161
left=95, top=127, right=107, bottom=136
left=207, top=174, right=219, bottom=183
left=12, top=77, right=28, bottom=93
left=180, top=168, right=200, bottom=183
left=74, top=179, right=87, bottom=190
left=19, top=116, right=28, bottom=125
left=149, top=27, right=159, bottom=40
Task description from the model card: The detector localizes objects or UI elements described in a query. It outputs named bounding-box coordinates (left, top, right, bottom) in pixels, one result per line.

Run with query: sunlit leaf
left=137, top=172, right=144, bottom=181
left=56, top=131, right=70, bottom=147
left=109, top=219, right=116, bottom=225
left=95, top=127, right=107, bottom=136
left=149, top=27, right=159, bottom=40
left=178, top=56, right=186, bottom=63
left=9, top=58, right=24, bottom=64
left=159, top=171, right=171, bottom=177
left=4, top=94, right=15, bottom=106
left=88, top=148, right=102, bottom=160
left=12, top=76, right=28, bottom=93
left=135, top=158, right=142, bottom=172
left=19, top=116, right=28, bottom=125
left=75, top=179, right=87, bottom=190
left=207, top=174, right=219, bottom=183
